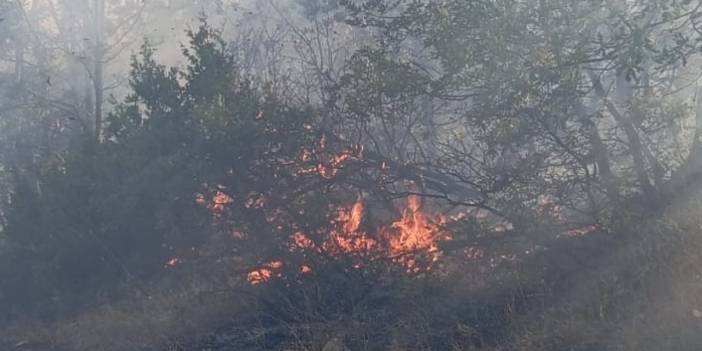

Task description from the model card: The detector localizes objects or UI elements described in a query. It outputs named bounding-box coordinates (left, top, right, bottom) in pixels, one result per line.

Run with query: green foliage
left=0, top=21, right=319, bottom=319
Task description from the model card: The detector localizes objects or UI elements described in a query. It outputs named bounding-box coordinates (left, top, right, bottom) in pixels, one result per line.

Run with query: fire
left=195, top=194, right=206, bottom=205
left=244, top=193, right=266, bottom=209
left=232, top=230, right=247, bottom=240
left=267, top=261, right=284, bottom=269
left=382, top=195, right=449, bottom=272
left=212, top=191, right=233, bottom=211
left=323, top=196, right=380, bottom=256
left=298, top=150, right=359, bottom=179
left=247, top=260, right=284, bottom=285
left=290, top=231, right=315, bottom=251
left=196, top=190, right=234, bottom=212
left=563, top=225, right=596, bottom=237
left=246, top=192, right=454, bottom=285
left=247, top=270, right=272, bottom=285
left=296, top=135, right=363, bottom=179
left=343, top=197, right=364, bottom=233
left=272, top=195, right=448, bottom=279
left=164, top=257, right=180, bottom=268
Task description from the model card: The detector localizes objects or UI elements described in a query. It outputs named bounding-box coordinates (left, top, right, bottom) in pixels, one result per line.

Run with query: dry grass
left=6, top=199, right=702, bottom=351
left=0, top=276, right=246, bottom=351
left=504, top=197, right=702, bottom=351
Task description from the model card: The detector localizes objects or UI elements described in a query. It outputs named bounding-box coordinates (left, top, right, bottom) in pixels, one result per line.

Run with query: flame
left=323, top=196, right=379, bottom=256
left=301, top=148, right=313, bottom=162
left=563, top=225, right=596, bottom=237
left=232, top=230, right=247, bottom=240
left=247, top=260, right=284, bottom=285
left=212, top=191, right=233, bottom=211
left=247, top=270, right=272, bottom=285
left=298, top=149, right=359, bottom=179
left=290, top=231, right=315, bottom=251
left=300, top=196, right=446, bottom=270
left=340, top=196, right=364, bottom=233
left=296, top=136, right=363, bottom=179
left=196, top=190, right=233, bottom=212
left=382, top=195, right=449, bottom=272
left=248, top=195, right=452, bottom=284
left=165, top=257, right=180, bottom=268
left=195, top=193, right=206, bottom=206
left=267, top=261, right=284, bottom=269
left=244, top=193, right=266, bottom=209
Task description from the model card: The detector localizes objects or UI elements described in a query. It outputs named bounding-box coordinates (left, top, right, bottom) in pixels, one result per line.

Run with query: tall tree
left=335, top=0, right=702, bottom=225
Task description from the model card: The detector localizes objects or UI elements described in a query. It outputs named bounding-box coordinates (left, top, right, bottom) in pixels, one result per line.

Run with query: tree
left=334, top=0, right=702, bottom=229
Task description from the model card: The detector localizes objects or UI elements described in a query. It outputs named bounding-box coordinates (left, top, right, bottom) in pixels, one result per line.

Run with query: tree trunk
left=575, top=98, right=619, bottom=201
left=14, top=37, right=23, bottom=86
left=587, top=70, right=656, bottom=202
left=93, top=0, right=105, bottom=143
left=667, top=84, right=702, bottom=197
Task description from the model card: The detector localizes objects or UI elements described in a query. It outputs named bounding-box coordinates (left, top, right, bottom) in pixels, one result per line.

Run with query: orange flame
left=323, top=196, right=380, bottom=257
left=340, top=195, right=364, bottom=233
left=296, top=136, right=364, bottom=179
left=212, top=191, right=233, bottom=211
left=247, top=260, right=284, bottom=285
left=196, top=190, right=233, bottom=212
left=382, top=195, right=449, bottom=272
left=248, top=195, right=452, bottom=284
left=290, top=231, right=315, bottom=251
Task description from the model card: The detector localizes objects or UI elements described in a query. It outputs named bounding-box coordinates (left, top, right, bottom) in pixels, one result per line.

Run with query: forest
left=2, top=0, right=702, bottom=350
